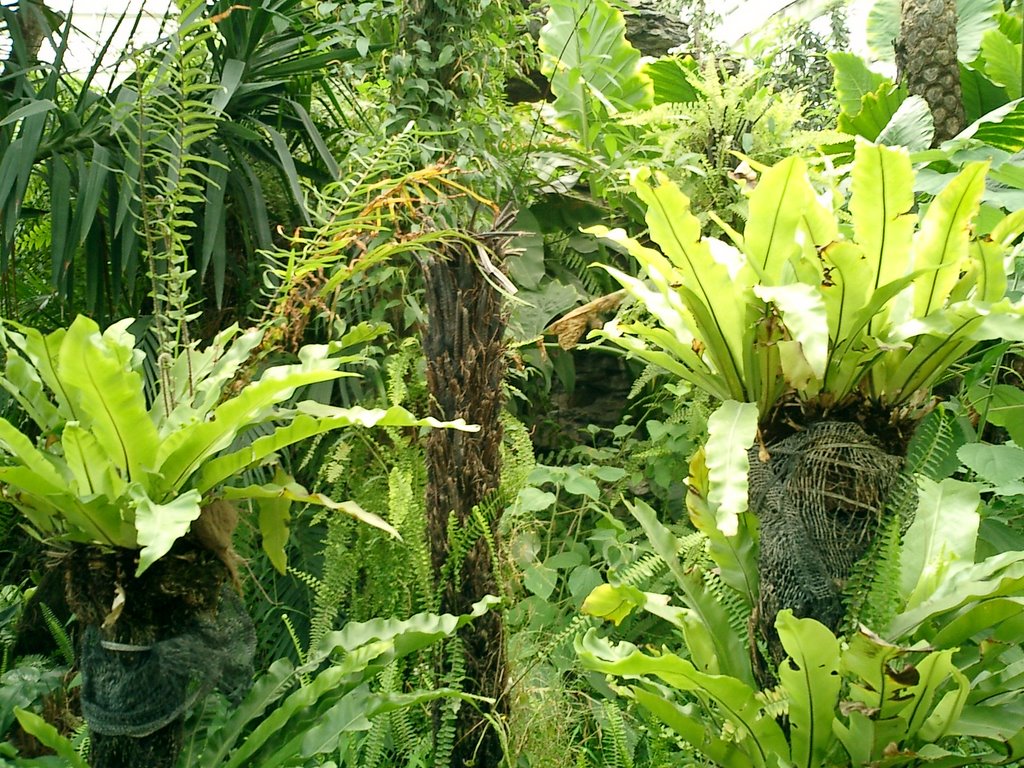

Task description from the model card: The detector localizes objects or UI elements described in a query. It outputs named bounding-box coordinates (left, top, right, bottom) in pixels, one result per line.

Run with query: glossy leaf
left=901, top=478, right=982, bottom=608
left=57, top=316, right=158, bottom=483
left=776, top=612, right=841, bottom=768
left=539, top=0, right=653, bottom=137
left=132, top=485, right=203, bottom=576
left=705, top=400, right=758, bottom=537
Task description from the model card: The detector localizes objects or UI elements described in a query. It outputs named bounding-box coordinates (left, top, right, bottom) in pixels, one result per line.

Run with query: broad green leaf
left=13, top=709, right=90, bottom=768
left=776, top=612, right=841, bottom=768
left=754, top=284, right=829, bottom=383
left=195, top=404, right=476, bottom=494
left=968, top=97, right=1024, bottom=152
left=909, top=161, right=988, bottom=317
left=626, top=496, right=753, bottom=684
left=889, top=551, right=1024, bottom=639
left=686, top=448, right=759, bottom=608
left=850, top=141, right=916, bottom=330
left=930, top=596, right=1024, bottom=647
left=916, top=670, right=970, bottom=743
left=958, top=441, right=1024, bottom=492
left=131, top=485, right=202, bottom=576
left=842, top=628, right=914, bottom=714
left=0, top=99, right=57, bottom=126
left=0, top=350, right=61, bottom=432
left=838, top=82, right=907, bottom=140
left=744, top=156, right=810, bottom=284
left=969, top=239, right=1008, bottom=303
left=875, top=95, right=935, bottom=150
left=637, top=174, right=752, bottom=395
left=819, top=241, right=871, bottom=347
left=582, top=582, right=643, bottom=625
left=0, top=417, right=69, bottom=493
left=313, top=595, right=498, bottom=664
left=538, top=0, right=653, bottom=137
left=220, top=646, right=393, bottom=768
left=980, top=27, right=1022, bottom=99
left=900, top=478, right=981, bottom=608
left=222, top=481, right=399, bottom=540
left=904, top=651, right=963, bottom=738
left=576, top=629, right=789, bottom=765
left=523, top=562, right=558, bottom=599
left=961, top=61, right=1012, bottom=123
left=301, top=687, right=474, bottom=757
left=62, top=424, right=125, bottom=500
left=630, top=687, right=740, bottom=767
left=197, top=657, right=298, bottom=768
left=705, top=400, right=758, bottom=537
left=968, top=384, right=1024, bottom=447
left=828, top=52, right=889, bottom=117
left=644, top=56, right=699, bottom=104
left=257, top=475, right=292, bottom=574
left=6, top=324, right=77, bottom=420
left=58, top=316, right=157, bottom=483
left=155, top=368, right=345, bottom=493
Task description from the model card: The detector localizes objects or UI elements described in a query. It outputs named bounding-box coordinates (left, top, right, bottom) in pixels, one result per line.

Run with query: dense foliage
left=1, top=0, right=1023, bottom=766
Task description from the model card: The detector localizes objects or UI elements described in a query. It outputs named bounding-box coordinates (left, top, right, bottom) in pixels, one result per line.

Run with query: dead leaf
left=544, top=290, right=627, bottom=350
left=102, top=583, right=126, bottom=630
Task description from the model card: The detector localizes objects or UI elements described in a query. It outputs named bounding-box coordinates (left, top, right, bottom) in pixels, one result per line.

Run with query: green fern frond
left=39, top=602, right=74, bottom=667
left=628, top=364, right=667, bottom=399
left=601, top=700, right=633, bottom=768
left=288, top=567, right=324, bottom=594
left=611, top=553, right=667, bottom=589
left=904, top=405, right=961, bottom=481
left=842, top=510, right=905, bottom=634
left=702, top=570, right=750, bottom=640
left=501, top=412, right=536, bottom=496
left=114, top=0, right=225, bottom=388
left=433, top=636, right=465, bottom=768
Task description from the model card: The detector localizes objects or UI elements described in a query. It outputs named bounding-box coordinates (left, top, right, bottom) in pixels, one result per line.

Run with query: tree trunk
left=65, top=536, right=253, bottom=768
left=897, top=0, right=965, bottom=143
left=422, top=236, right=508, bottom=766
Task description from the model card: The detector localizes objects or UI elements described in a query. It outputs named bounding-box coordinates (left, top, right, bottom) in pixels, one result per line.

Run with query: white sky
left=45, top=0, right=174, bottom=73
left=46, top=0, right=877, bottom=74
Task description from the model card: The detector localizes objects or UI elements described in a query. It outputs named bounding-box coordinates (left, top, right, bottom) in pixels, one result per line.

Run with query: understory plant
left=0, top=314, right=474, bottom=767
left=578, top=412, right=1024, bottom=766
left=574, top=138, right=1024, bottom=762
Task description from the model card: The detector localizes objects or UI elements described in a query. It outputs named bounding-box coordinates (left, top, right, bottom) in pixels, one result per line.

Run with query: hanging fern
left=115, top=0, right=224, bottom=393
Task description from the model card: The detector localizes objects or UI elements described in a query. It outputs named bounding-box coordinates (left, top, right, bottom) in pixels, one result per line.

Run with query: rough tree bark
left=896, top=0, right=965, bottom=143
left=422, top=236, right=508, bottom=766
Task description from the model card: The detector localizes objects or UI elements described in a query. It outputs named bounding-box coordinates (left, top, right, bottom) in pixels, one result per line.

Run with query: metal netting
left=749, top=421, right=908, bottom=661
left=80, top=584, right=254, bottom=739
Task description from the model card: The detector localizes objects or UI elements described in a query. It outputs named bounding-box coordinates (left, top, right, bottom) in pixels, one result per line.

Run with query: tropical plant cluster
left=0, top=0, right=1023, bottom=767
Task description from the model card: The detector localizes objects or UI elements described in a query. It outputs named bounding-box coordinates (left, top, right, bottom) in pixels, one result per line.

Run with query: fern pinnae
left=357, top=666, right=393, bottom=768
left=433, top=636, right=464, bottom=768
left=610, top=552, right=667, bottom=589
left=601, top=700, right=634, bottom=768
left=903, top=404, right=959, bottom=482
left=39, top=602, right=74, bottom=667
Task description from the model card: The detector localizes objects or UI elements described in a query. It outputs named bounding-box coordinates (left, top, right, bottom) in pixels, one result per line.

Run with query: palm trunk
left=897, top=0, right=965, bottom=143
left=422, top=236, right=508, bottom=766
